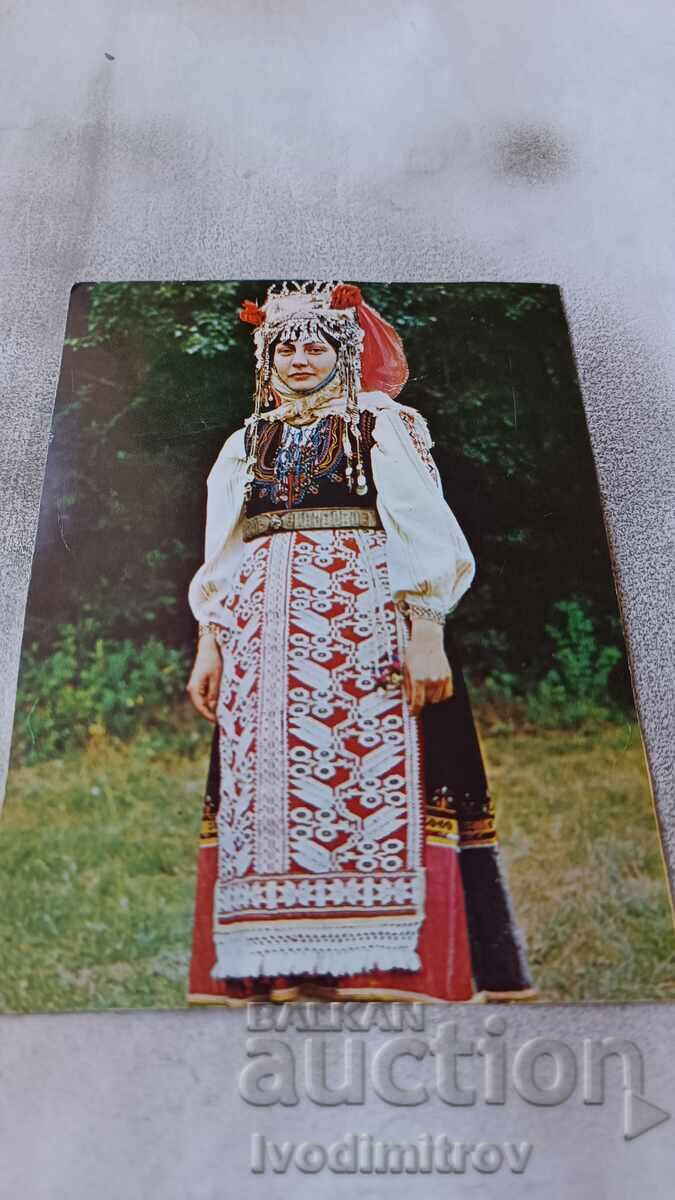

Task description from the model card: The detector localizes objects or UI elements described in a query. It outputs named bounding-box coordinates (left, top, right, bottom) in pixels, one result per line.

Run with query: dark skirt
left=422, top=625, right=535, bottom=996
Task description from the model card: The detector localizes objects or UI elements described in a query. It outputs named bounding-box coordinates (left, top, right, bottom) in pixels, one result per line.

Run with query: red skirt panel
left=188, top=821, right=473, bottom=1004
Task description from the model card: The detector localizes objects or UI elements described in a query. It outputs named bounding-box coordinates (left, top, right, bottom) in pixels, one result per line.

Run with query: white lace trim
left=211, top=917, right=424, bottom=979
left=255, top=533, right=292, bottom=874
left=216, top=870, right=423, bottom=915
left=392, top=595, right=425, bottom=874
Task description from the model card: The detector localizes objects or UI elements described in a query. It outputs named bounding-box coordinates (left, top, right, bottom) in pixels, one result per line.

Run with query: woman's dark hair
left=270, top=329, right=341, bottom=357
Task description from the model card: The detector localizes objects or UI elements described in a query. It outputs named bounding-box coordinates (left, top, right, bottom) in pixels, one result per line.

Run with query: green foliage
left=476, top=599, right=623, bottom=729
left=13, top=621, right=190, bottom=764
left=526, top=599, right=621, bottom=727
left=546, top=598, right=621, bottom=700
left=481, top=670, right=520, bottom=700
left=23, top=280, right=632, bottom=723
left=66, top=282, right=240, bottom=357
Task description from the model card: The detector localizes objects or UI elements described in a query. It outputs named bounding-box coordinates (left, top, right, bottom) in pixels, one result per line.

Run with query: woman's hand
left=186, top=633, right=222, bottom=723
left=403, top=619, right=453, bottom=716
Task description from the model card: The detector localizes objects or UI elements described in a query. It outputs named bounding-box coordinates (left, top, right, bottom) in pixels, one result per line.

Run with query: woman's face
left=273, top=337, right=337, bottom=392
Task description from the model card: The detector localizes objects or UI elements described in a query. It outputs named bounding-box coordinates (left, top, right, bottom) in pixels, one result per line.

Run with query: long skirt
left=187, top=528, right=535, bottom=1005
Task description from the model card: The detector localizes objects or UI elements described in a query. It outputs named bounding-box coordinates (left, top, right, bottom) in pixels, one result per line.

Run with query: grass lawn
left=1, top=711, right=673, bottom=1011
left=484, top=720, right=675, bottom=1002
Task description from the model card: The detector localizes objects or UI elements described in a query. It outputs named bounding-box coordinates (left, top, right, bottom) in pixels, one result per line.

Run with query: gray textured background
left=0, top=2, right=673, bottom=1196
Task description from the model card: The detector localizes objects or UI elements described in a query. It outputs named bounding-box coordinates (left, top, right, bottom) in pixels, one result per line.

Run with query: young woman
left=186, top=281, right=536, bottom=1004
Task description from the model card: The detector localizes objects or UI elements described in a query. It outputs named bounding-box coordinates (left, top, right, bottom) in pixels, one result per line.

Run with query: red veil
left=357, top=300, right=409, bottom=399
left=328, top=283, right=409, bottom=399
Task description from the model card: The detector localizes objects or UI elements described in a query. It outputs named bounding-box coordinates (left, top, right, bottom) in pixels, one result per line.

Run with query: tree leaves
left=31, top=281, right=624, bottom=700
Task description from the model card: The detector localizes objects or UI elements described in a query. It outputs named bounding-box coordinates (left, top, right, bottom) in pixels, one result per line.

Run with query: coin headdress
left=238, top=280, right=409, bottom=498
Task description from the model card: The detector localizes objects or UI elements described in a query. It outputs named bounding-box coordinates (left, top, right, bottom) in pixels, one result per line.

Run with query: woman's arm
left=402, top=617, right=452, bottom=714
left=186, top=627, right=222, bottom=723
left=187, top=425, right=248, bottom=626
left=186, top=426, right=247, bottom=720
left=370, top=404, right=476, bottom=714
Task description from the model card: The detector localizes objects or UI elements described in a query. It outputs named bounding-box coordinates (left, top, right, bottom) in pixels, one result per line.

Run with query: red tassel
left=330, top=284, right=363, bottom=310
left=239, top=300, right=265, bottom=326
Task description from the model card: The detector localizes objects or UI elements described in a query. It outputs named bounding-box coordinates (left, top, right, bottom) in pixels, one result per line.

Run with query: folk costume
left=187, top=282, right=535, bottom=1004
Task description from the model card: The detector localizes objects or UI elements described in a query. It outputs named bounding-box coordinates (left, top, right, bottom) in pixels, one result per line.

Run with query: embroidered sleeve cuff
left=396, top=597, right=448, bottom=624
left=198, top=621, right=220, bottom=638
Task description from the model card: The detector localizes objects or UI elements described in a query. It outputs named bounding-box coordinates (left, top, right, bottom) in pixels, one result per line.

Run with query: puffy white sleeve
left=370, top=406, right=475, bottom=617
left=188, top=425, right=248, bottom=625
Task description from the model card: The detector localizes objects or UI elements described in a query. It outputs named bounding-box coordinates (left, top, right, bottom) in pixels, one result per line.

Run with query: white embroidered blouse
left=188, top=390, right=476, bottom=626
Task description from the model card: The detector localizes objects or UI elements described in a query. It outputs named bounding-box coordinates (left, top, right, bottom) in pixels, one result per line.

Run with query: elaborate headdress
left=238, top=280, right=408, bottom=497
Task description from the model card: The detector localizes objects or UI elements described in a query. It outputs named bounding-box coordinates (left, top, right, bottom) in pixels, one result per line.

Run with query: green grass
left=1, top=710, right=673, bottom=1011
left=484, top=720, right=675, bottom=1002
left=0, top=713, right=212, bottom=1012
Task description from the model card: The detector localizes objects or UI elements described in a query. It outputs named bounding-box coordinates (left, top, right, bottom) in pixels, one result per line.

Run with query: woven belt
left=242, top=506, right=383, bottom=542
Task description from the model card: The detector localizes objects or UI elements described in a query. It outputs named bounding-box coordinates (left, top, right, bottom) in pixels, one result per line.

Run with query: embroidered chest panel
left=244, top=410, right=378, bottom=514
left=398, top=409, right=440, bottom=484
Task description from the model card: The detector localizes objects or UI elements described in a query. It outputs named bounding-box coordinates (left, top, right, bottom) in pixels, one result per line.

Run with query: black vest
left=243, top=410, right=378, bottom=516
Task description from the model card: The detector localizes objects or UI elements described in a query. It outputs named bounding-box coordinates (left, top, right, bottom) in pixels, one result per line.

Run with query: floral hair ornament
left=239, top=299, right=265, bottom=326
left=330, top=283, right=363, bottom=310
left=238, top=281, right=409, bottom=500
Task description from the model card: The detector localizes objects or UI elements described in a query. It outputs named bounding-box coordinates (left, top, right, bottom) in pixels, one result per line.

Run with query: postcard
left=2, top=280, right=672, bottom=1013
